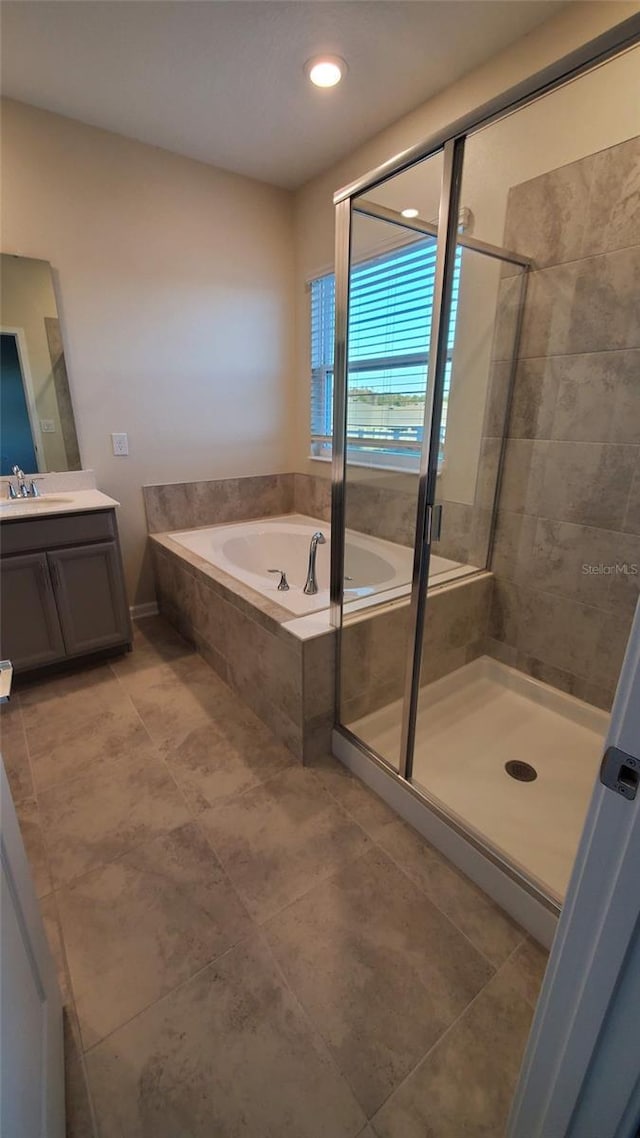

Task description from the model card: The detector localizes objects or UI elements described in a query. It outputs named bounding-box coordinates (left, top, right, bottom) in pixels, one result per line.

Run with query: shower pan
left=329, top=22, right=640, bottom=943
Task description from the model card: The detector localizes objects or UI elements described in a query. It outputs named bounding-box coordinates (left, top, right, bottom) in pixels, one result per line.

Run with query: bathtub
left=168, top=513, right=469, bottom=618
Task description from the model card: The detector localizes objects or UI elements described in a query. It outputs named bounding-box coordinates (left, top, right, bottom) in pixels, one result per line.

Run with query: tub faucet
left=303, top=531, right=326, bottom=595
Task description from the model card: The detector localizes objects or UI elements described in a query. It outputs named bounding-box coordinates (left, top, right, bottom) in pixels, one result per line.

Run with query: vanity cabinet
left=1, top=553, right=66, bottom=670
left=0, top=510, right=131, bottom=673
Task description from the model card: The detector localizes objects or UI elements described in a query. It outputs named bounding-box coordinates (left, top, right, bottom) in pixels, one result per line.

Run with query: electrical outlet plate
left=111, top=432, right=129, bottom=456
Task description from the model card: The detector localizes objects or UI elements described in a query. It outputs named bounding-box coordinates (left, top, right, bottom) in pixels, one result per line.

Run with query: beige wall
left=291, top=0, right=640, bottom=497
left=1, top=98, right=295, bottom=604
left=2, top=1, right=637, bottom=605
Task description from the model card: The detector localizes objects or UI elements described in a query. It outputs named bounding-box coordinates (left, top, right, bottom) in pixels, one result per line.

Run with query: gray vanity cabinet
left=0, top=552, right=66, bottom=670
left=0, top=510, right=131, bottom=673
left=47, top=542, right=129, bottom=656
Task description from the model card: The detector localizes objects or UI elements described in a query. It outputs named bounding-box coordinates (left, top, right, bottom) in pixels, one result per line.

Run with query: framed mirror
left=1, top=253, right=81, bottom=474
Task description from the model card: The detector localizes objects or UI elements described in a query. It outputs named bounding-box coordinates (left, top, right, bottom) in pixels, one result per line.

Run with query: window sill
left=309, top=454, right=445, bottom=477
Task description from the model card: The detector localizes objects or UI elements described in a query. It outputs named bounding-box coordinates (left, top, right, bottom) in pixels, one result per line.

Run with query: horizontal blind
left=310, top=272, right=335, bottom=442
left=310, top=239, right=461, bottom=464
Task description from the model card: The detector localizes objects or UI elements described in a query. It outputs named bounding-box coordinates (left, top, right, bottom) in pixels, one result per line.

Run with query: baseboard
left=130, top=601, right=159, bottom=620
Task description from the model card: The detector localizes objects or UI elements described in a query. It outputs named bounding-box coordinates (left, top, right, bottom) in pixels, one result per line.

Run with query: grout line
left=81, top=928, right=259, bottom=1057
left=367, top=951, right=515, bottom=1125
left=194, top=766, right=375, bottom=930
left=257, top=925, right=368, bottom=1124
left=312, top=757, right=521, bottom=973
left=367, top=834, right=509, bottom=974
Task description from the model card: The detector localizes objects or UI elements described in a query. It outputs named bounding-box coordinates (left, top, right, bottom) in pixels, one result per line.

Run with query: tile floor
left=1, top=616, right=548, bottom=1137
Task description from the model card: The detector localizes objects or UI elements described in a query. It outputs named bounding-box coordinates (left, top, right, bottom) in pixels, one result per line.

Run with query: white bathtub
left=168, top=514, right=470, bottom=618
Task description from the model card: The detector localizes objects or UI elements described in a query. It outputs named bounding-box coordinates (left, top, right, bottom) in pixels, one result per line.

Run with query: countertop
left=0, top=489, right=120, bottom=522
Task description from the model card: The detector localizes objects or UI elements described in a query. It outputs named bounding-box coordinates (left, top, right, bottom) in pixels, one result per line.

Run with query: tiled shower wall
left=486, top=135, right=640, bottom=710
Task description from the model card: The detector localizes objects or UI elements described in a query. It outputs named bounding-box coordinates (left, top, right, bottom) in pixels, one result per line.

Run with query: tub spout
left=303, top=531, right=326, bottom=595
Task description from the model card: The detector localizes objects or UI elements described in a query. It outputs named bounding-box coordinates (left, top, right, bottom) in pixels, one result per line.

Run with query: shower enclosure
left=329, top=19, right=640, bottom=940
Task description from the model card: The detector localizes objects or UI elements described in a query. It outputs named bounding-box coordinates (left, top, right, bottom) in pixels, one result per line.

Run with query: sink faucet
left=303, top=531, right=326, bottom=595
left=11, top=466, right=27, bottom=498
left=8, top=466, right=41, bottom=499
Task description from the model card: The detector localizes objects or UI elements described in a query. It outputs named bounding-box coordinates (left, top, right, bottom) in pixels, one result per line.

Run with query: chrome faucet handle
left=28, top=480, right=42, bottom=497
left=7, top=482, right=18, bottom=500
left=11, top=466, right=28, bottom=496
left=268, top=568, right=290, bottom=591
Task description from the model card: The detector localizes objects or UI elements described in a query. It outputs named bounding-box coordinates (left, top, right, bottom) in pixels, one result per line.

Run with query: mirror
left=1, top=253, right=81, bottom=474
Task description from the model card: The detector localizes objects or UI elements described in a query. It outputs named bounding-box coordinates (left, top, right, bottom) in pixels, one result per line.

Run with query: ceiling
left=1, top=1, right=567, bottom=189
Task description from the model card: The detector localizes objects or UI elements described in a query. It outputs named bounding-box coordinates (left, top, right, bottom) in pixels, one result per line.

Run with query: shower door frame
left=330, top=12, right=640, bottom=913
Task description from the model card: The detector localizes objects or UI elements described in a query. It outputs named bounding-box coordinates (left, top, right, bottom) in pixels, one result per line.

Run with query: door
left=0, top=332, right=39, bottom=475
left=1, top=759, right=65, bottom=1138
left=48, top=540, right=131, bottom=655
left=508, top=598, right=640, bottom=1137
left=0, top=553, right=65, bottom=670
left=335, top=146, right=447, bottom=772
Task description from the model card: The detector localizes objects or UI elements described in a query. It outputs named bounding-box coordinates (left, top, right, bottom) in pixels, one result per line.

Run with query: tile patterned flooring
left=1, top=617, right=548, bottom=1137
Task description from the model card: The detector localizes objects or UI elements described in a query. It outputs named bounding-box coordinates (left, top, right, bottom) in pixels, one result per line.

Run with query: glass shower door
left=409, top=239, right=529, bottom=833
left=337, top=149, right=445, bottom=771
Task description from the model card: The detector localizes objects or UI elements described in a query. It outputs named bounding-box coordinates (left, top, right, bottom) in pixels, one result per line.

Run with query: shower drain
left=505, top=760, right=538, bottom=783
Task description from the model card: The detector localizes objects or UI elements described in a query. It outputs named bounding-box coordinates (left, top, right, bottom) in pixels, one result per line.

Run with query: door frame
left=508, top=600, right=640, bottom=1137
left=1, top=326, right=46, bottom=473
left=1, top=759, right=65, bottom=1136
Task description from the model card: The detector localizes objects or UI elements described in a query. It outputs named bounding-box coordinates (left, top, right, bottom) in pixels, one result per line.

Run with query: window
left=310, top=237, right=462, bottom=470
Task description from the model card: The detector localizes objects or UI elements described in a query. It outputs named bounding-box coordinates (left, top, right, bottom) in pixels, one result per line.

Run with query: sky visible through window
left=311, top=237, right=462, bottom=465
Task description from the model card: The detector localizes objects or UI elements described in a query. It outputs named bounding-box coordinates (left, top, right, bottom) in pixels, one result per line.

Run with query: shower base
left=348, top=656, right=609, bottom=902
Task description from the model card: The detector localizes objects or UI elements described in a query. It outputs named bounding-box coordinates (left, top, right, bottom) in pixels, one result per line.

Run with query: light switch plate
left=111, top=432, right=129, bottom=456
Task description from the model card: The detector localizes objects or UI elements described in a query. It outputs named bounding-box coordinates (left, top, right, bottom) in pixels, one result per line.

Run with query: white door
left=0, top=757, right=65, bottom=1138
left=509, top=599, right=640, bottom=1138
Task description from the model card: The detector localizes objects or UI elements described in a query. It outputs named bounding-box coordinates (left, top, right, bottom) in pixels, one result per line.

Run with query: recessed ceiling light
left=401, top=208, right=419, bottom=218
left=305, top=56, right=346, bottom=88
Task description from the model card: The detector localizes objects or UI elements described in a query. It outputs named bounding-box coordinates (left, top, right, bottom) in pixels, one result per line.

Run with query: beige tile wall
left=341, top=574, right=493, bottom=723
left=143, top=473, right=295, bottom=534
left=486, top=135, right=640, bottom=709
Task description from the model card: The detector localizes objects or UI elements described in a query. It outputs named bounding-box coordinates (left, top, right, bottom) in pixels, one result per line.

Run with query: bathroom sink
left=0, top=495, right=74, bottom=509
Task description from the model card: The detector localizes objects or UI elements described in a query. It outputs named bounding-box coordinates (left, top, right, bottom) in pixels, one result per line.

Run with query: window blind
left=310, top=237, right=462, bottom=468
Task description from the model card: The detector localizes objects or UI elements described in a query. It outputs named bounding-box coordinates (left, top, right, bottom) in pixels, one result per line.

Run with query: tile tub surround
left=144, top=469, right=492, bottom=569
left=143, top=471, right=332, bottom=535
left=486, top=135, right=640, bottom=710
left=150, top=534, right=335, bottom=761
left=341, top=573, right=493, bottom=725
left=2, top=616, right=548, bottom=1136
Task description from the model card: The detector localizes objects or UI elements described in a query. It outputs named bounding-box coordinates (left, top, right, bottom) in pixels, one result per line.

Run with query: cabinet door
left=48, top=541, right=131, bottom=656
left=0, top=553, right=66, bottom=671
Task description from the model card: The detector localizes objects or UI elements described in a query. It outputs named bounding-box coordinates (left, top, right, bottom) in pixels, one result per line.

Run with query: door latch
left=600, top=745, right=639, bottom=801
